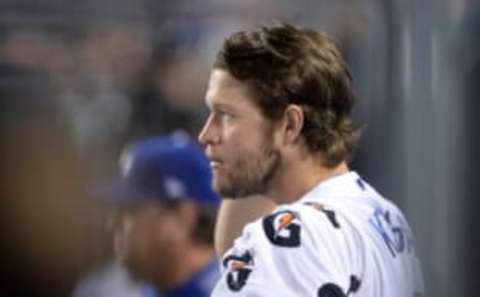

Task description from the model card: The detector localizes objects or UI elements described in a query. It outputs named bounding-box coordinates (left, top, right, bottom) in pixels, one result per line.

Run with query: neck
left=267, top=157, right=349, bottom=204
left=155, top=243, right=213, bottom=292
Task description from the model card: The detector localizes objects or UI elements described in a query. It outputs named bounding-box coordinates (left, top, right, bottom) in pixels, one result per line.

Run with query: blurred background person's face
left=112, top=202, right=188, bottom=288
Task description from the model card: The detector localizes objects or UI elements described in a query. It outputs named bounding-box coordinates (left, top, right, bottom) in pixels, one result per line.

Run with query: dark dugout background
left=0, top=0, right=478, bottom=296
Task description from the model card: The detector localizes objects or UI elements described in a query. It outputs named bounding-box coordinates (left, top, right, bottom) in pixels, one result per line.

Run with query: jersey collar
left=298, top=171, right=364, bottom=205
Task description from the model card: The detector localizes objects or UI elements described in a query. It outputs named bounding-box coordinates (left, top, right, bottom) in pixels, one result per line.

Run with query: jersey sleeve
left=211, top=203, right=363, bottom=297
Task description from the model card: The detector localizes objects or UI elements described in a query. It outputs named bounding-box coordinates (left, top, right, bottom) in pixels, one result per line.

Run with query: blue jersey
left=143, top=257, right=219, bottom=297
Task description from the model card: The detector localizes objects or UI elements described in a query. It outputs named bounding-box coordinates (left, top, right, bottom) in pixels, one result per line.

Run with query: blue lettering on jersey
left=369, top=207, right=413, bottom=258
left=356, top=178, right=367, bottom=191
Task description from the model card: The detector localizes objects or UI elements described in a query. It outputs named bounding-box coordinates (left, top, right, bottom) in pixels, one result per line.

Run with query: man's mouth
left=209, top=160, right=222, bottom=170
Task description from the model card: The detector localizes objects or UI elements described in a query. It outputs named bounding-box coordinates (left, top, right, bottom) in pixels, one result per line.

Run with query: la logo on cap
left=164, top=177, right=186, bottom=198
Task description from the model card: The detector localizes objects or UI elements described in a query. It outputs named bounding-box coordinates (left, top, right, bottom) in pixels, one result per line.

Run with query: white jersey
left=211, top=171, right=424, bottom=297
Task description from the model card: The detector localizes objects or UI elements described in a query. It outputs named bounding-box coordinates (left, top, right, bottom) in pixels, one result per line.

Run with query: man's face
left=113, top=202, right=185, bottom=284
left=198, top=69, right=280, bottom=198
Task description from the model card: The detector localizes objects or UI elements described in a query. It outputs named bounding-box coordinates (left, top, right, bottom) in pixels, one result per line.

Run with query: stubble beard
left=213, top=138, right=281, bottom=199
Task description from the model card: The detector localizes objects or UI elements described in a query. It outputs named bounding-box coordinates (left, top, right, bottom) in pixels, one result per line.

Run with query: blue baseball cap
left=99, top=131, right=219, bottom=207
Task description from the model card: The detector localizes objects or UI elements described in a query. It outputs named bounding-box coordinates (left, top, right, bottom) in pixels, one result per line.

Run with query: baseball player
left=198, top=23, right=424, bottom=296
left=75, top=132, right=220, bottom=297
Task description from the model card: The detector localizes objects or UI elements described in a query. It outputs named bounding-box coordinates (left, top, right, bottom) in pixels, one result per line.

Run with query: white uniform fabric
left=211, top=171, right=424, bottom=297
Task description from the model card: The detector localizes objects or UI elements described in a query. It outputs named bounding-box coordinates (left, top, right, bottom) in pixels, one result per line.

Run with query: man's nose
left=198, top=115, right=218, bottom=147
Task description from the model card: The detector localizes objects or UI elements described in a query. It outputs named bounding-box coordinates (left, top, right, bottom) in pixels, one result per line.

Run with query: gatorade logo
left=263, top=210, right=301, bottom=247
left=223, top=252, right=253, bottom=292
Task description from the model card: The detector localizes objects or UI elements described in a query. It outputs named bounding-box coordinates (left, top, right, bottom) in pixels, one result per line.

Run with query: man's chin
left=214, top=183, right=239, bottom=199
left=215, top=182, right=264, bottom=199
left=212, top=179, right=230, bottom=197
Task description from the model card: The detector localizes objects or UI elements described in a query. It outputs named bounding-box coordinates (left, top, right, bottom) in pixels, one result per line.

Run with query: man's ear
left=281, top=104, right=304, bottom=145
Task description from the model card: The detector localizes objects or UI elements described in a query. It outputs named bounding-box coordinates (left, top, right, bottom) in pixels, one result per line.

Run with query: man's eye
left=219, top=111, right=234, bottom=122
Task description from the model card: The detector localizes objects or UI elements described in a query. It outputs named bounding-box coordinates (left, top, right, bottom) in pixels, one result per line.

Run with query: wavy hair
left=214, top=23, right=360, bottom=166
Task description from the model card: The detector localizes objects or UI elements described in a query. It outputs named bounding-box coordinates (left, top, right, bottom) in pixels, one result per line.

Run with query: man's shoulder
left=226, top=201, right=361, bottom=260
left=214, top=203, right=362, bottom=296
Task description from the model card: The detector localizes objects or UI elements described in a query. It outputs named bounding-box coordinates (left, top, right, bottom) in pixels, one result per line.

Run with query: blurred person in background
left=61, top=24, right=153, bottom=181
left=129, top=41, right=205, bottom=139
left=0, top=60, right=107, bottom=296
left=128, top=19, right=216, bottom=141
left=74, top=131, right=220, bottom=297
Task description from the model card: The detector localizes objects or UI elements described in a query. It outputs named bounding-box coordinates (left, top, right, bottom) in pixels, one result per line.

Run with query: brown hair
left=214, top=23, right=360, bottom=167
